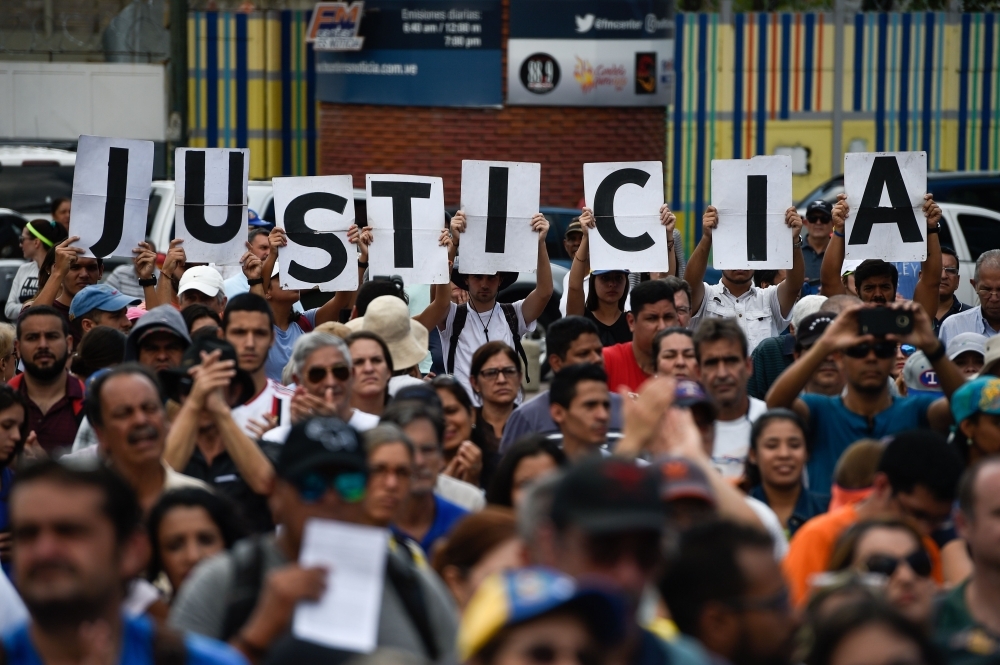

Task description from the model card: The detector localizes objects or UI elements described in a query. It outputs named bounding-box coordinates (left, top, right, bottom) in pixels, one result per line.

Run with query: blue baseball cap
left=458, top=567, right=626, bottom=661
left=951, top=376, right=1000, bottom=424
left=69, top=284, right=140, bottom=320
left=592, top=269, right=630, bottom=276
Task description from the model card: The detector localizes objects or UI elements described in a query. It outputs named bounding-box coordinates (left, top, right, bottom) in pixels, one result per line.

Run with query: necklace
left=470, top=296, right=497, bottom=339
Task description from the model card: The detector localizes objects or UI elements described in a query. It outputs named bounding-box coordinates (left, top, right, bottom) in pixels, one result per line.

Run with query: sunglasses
left=306, top=363, right=351, bottom=383
left=900, top=344, right=917, bottom=358
left=295, top=471, right=367, bottom=503
left=518, top=644, right=601, bottom=665
left=864, top=550, right=932, bottom=578
left=844, top=341, right=897, bottom=359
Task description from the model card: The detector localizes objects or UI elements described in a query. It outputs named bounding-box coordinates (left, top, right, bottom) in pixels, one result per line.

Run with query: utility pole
left=169, top=0, right=189, bottom=175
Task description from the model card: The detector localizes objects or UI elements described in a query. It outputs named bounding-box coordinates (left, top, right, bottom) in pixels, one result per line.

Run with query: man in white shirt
left=685, top=205, right=805, bottom=354
left=425, top=210, right=552, bottom=404
left=939, top=249, right=1000, bottom=346
left=694, top=318, right=767, bottom=480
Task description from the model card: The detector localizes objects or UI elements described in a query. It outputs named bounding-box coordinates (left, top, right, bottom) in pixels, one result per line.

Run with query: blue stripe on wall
left=876, top=13, right=888, bottom=151
left=803, top=13, right=814, bottom=112
left=671, top=13, right=685, bottom=212
left=899, top=12, right=911, bottom=151
left=280, top=11, right=292, bottom=177
left=922, top=13, right=934, bottom=154
left=958, top=13, right=970, bottom=169
left=695, top=13, right=707, bottom=229
left=980, top=13, right=994, bottom=171
left=236, top=13, right=248, bottom=149
left=780, top=13, right=791, bottom=120
left=853, top=13, right=864, bottom=111
left=756, top=13, right=767, bottom=156
left=733, top=13, right=744, bottom=159
left=206, top=13, right=218, bottom=148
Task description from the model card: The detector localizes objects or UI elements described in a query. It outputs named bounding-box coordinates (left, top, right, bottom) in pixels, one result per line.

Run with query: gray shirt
left=169, top=535, right=458, bottom=665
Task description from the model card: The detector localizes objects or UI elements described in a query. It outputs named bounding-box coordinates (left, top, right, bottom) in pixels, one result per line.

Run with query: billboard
left=507, top=0, right=673, bottom=107
left=314, top=0, right=502, bottom=107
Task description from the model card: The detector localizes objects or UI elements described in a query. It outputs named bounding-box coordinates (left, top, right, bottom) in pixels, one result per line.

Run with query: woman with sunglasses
left=806, top=600, right=944, bottom=665
left=745, top=409, right=829, bottom=538
left=893, top=343, right=914, bottom=380
left=828, top=518, right=937, bottom=628
left=469, top=342, right=522, bottom=459
left=433, top=375, right=488, bottom=488
left=5, top=219, right=66, bottom=320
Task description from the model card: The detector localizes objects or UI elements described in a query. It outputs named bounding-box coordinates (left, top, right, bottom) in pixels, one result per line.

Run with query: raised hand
left=52, top=237, right=85, bottom=277
left=241, top=243, right=263, bottom=280
left=161, top=239, right=187, bottom=280
left=450, top=210, right=467, bottom=238
left=702, top=206, right=719, bottom=238
left=530, top=212, right=550, bottom=241
left=923, top=193, right=942, bottom=228
left=785, top=206, right=804, bottom=239
left=133, top=241, right=157, bottom=280
left=832, top=193, right=849, bottom=231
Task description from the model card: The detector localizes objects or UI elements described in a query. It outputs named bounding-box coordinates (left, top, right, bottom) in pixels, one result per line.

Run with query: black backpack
left=446, top=303, right=530, bottom=383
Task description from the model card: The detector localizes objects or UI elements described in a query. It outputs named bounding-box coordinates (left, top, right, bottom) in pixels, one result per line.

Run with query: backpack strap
left=385, top=551, right=440, bottom=661
left=152, top=624, right=188, bottom=665
left=445, top=304, right=468, bottom=376
left=296, top=313, right=314, bottom=333
left=499, top=303, right=529, bottom=383
left=220, top=536, right=267, bottom=642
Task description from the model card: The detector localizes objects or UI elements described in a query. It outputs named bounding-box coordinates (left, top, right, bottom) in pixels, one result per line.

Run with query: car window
left=937, top=216, right=956, bottom=250
left=0, top=165, right=75, bottom=214
left=932, top=182, right=1000, bottom=215
left=797, top=177, right=844, bottom=208
left=263, top=199, right=275, bottom=223
left=956, top=213, right=1000, bottom=262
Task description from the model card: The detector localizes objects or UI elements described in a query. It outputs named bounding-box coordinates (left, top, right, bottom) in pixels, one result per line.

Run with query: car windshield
left=796, top=177, right=844, bottom=208
left=0, top=164, right=75, bottom=214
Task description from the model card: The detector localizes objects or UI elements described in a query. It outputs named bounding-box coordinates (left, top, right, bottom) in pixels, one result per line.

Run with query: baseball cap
left=275, top=417, right=368, bottom=482
left=564, top=219, right=583, bottom=238
left=674, top=380, right=717, bottom=423
left=796, top=312, right=835, bottom=349
left=158, top=336, right=257, bottom=407
left=592, top=269, right=631, bottom=276
left=947, top=332, right=987, bottom=362
left=551, top=457, right=663, bottom=534
left=68, top=284, right=140, bottom=320
left=902, top=351, right=942, bottom=394
left=656, top=456, right=716, bottom=506
left=951, top=376, right=1000, bottom=424
left=458, top=567, right=626, bottom=662
left=981, top=336, right=1000, bottom=377
left=178, top=265, right=225, bottom=298
left=806, top=200, right=833, bottom=218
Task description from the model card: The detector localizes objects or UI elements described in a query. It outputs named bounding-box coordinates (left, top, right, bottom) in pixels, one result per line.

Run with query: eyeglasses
left=844, top=341, right=897, bottom=359
left=864, top=550, right=932, bottom=578
left=900, top=344, right=917, bottom=357
left=479, top=366, right=519, bottom=380
left=295, top=471, right=367, bottom=503
left=518, top=644, right=601, bottom=665
left=727, top=587, right=792, bottom=614
left=977, top=287, right=1000, bottom=301
left=306, top=363, right=351, bottom=383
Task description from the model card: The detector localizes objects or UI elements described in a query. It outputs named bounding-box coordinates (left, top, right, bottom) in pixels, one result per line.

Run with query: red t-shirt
left=602, top=342, right=650, bottom=393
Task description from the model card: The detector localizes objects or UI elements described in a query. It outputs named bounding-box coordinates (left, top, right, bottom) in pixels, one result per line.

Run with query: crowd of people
left=0, top=191, right=999, bottom=665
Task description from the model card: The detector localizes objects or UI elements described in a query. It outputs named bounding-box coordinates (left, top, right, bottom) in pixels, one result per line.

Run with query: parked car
left=0, top=146, right=76, bottom=222
left=936, top=202, right=1000, bottom=305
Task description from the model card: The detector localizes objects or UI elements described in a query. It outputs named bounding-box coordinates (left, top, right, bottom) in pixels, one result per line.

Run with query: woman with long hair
left=565, top=212, right=631, bottom=347
left=5, top=219, right=66, bottom=319
left=469, top=342, right=522, bottom=457
left=433, top=375, right=488, bottom=488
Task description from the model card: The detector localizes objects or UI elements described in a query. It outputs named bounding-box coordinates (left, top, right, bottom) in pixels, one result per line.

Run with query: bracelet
left=927, top=226, right=940, bottom=235
left=247, top=278, right=263, bottom=286
left=138, top=276, right=157, bottom=287
left=833, top=229, right=845, bottom=238
left=358, top=261, right=369, bottom=268
left=925, top=341, right=946, bottom=363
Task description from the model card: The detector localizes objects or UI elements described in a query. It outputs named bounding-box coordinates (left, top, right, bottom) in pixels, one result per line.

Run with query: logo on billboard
left=307, top=2, right=365, bottom=51
left=635, top=52, right=656, bottom=94
left=645, top=14, right=671, bottom=33
left=520, top=53, right=560, bottom=94
left=574, top=58, right=627, bottom=93
left=575, top=14, right=595, bottom=33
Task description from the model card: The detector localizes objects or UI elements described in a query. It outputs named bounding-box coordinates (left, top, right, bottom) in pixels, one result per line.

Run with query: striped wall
left=188, top=10, right=317, bottom=178
left=668, top=12, right=1000, bottom=254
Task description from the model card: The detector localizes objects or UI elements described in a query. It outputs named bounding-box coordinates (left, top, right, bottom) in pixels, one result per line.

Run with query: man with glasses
left=171, top=417, right=459, bottom=664
left=534, top=457, right=709, bottom=665
left=783, top=430, right=963, bottom=606
left=932, top=246, right=970, bottom=324
left=940, top=249, right=1000, bottom=347
left=660, top=521, right=797, bottom=665
left=801, top=200, right=835, bottom=281
left=766, top=302, right=964, bottom=496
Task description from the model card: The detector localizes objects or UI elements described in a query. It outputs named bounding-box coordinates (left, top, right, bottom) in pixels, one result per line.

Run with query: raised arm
left=32, top=238, right=83, bottom=307
left=820, top=193, right=848, bottom=296
left=260, top=227, right=284, bottom=296
left=133, top=242, right=160, bottom=308
left=777, top=207, right=806, bottom=317
left=520, top=213, right=553, bottom=325
left=413, top=228, right=457, bottom=331
left=163, top=350, right=233, bottom=471
left=314, top=225, right=370, bottom=325
left=566, top=209, right=593, bottom=317
left=156, top=239, right=186, bottom=307
left=912, top=194, right=943, bottom=320
left=684, top=207, right=717, bottom=315
left=662, top=205, right=678, bottom=277
left=239, top=243, right=265, bottom=299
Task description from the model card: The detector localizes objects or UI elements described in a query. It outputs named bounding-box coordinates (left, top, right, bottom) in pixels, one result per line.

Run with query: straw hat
left=346, top=296, right=428, bottom=369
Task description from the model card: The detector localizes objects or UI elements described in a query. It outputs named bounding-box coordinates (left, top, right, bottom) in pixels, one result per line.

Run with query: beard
left=23, top=350, right=69, bottom=382
left=21, top=564, right=115, bottom=631
left=731, top=624, right=794, bottom=665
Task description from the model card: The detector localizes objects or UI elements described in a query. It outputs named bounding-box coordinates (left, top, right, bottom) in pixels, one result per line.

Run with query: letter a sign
left=844, top=152, right=927, bottom=263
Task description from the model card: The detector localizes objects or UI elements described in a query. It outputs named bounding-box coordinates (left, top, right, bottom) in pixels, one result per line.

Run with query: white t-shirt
left=712, top=396, right=768, bottom=480
left=745, top=496, right=789, bottom=560
left=232, top=379, right=295, bottom=437
left=439, top=300, right=535, bottom=405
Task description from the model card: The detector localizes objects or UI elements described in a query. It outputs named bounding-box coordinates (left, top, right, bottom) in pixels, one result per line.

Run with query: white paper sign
left=69, top=135, right=154, bottom=259
left=366, top=174, right=449, bottom=284
left=459, top=160, right=541, bottom=274
left=274, top=176, right=358, bottom=292
left=844, top=151, right=927, bottom=262
left=583, top=161, right=668, bottom=272
left=711, top=155, right=793, bottom=269
left=293, top=519, right=389, bottom=653
left=174, top=148, right=250, bottom=265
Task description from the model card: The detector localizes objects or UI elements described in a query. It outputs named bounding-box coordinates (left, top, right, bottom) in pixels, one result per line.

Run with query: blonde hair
left=0, top=323, right=15, bottom=358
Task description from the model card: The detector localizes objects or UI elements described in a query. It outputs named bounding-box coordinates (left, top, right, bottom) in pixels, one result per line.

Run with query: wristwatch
left=138, top=276, right=157, bottom=287
left=927, top=226, right=940, bottom=234
left=247, top=278, right=264, bottom=286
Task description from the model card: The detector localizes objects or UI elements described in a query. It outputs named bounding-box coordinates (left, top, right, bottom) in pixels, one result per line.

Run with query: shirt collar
left=720, top=283, right=757, bottom=299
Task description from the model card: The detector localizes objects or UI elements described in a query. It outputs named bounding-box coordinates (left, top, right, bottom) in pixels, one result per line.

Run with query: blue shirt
left=2, top=615, right=246, bottom=665
left=801, top=393, right=939, bottom=495
left=749, top=485, right=830, bottom=537
left=0, top=467, right=12, bottom=579
left=264, top=308, right=318, bottom=382
left=392, top=494, right=468, bottom=554
left=939, top=306, right=999, bottom=347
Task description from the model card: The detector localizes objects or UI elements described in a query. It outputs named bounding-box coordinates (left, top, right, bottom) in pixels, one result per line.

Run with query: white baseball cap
left=178, top=265, right=225, bottom=297
left=947, top=332, right=987, bottom=361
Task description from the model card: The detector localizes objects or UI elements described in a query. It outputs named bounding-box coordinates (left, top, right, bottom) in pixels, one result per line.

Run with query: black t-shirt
left=182, top=442, right=280, bottom=533
left=584, top=309, right=633, bottom=347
